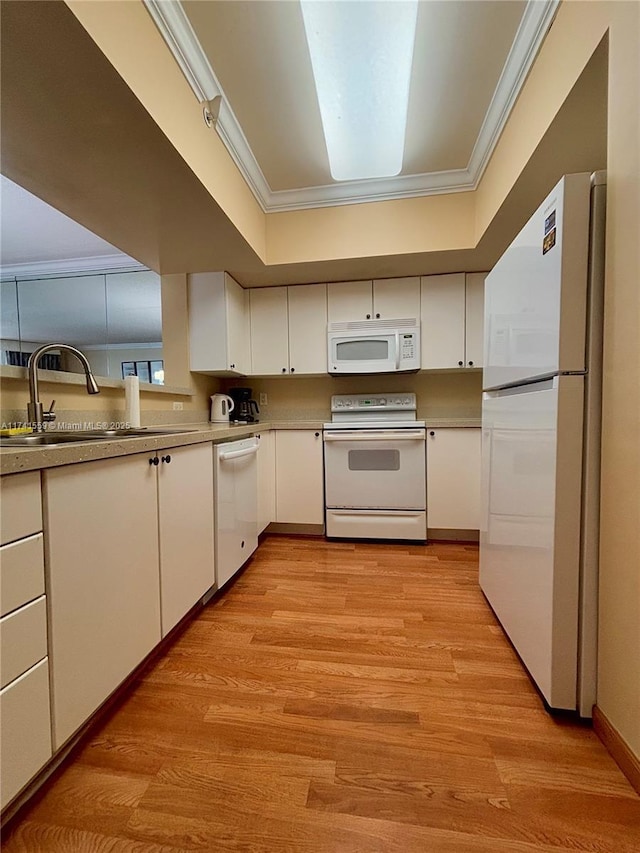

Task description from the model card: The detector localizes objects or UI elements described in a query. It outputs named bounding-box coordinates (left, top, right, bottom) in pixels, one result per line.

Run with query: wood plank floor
left=4, top=537, right=639, bottom=851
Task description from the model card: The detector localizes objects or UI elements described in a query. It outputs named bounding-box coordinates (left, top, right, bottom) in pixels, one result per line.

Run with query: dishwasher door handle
left=219, top=444, right=259, bottom=461
left=323, top=430, right=425, bottom=441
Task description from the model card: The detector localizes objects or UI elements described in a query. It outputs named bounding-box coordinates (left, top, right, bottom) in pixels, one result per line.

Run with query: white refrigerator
left=480, top=171, right=606, bottom=717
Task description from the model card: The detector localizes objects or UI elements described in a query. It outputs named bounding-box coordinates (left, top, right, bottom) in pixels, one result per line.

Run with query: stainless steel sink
left=0, top=428, right=196, bottom=447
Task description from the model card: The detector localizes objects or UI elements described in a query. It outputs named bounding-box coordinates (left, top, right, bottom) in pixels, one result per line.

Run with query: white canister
left=210, top=394, right=235, bottom=423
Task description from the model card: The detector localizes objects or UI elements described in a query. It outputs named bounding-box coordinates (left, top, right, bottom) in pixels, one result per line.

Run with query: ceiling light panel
left=301, top=0, right=418, bottom=182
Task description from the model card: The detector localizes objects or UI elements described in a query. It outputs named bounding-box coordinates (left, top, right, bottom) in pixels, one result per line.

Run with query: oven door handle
left=323, top=430, right=425, bottom=441
left=328, top=510, right=425, bottom=517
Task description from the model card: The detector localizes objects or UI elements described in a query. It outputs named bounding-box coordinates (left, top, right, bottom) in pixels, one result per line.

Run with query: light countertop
left=0, top=418, right=480, bottom=476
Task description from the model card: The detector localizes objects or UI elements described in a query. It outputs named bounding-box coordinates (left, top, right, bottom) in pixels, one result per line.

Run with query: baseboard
left=265, top=522, right=325, bottom=536
left=428, top=528, right=479, bottom=542
left=593, top=705, right=640, bottom=794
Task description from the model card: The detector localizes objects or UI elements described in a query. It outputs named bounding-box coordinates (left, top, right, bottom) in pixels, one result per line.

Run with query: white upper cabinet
left=250, top=283, right=327, bottom=376
left=288, top=283, right=327, bottom=374
left=371, top=277, right=421, bottom=319
left=328, top=278, right=420, bottom=323
left=327, top=280, right=372, bottom=322
left=250, top=286, right=289, bottom=375
left=420, top=273, right=486, bottom=369
left=464, top=273, right=486, bottom=368
left=189, top=272, right=250, bottom=376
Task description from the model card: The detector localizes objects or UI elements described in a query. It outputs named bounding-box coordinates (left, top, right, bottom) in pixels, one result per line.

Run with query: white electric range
left=323, top=393, right=427, bottom=541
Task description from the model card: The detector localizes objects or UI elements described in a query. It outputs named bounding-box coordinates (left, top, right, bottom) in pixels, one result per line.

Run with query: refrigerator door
left=483, top=173, right=592, bottom=390
left=479, top=376, right=585, bottom=710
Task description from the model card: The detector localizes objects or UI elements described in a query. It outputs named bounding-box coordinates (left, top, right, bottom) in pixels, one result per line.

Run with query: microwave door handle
left=395, top=333, right=401, bottom=370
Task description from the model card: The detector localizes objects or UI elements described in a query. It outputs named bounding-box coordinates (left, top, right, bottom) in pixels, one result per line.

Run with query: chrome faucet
left=27, top=343, right=100, bottom=431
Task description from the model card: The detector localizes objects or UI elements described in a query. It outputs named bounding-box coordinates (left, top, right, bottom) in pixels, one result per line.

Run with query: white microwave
left=327, top=318, right=421, bottom=375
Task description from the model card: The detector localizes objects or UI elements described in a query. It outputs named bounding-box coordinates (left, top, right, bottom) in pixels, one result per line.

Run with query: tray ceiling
left=145, top=0, right=558, bottom=211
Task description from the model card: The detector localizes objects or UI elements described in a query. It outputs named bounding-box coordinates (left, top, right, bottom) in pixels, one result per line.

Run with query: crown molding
left=0, top=254, right=146, bottom=279
left=143, top=0, right=559, bottom=213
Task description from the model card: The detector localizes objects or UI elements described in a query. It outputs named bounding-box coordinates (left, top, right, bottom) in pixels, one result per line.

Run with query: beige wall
left=227, top=372, right=482, bottom=423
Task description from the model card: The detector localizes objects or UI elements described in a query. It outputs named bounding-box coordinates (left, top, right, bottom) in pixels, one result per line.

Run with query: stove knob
left=379, top=398, right=386, bottom=405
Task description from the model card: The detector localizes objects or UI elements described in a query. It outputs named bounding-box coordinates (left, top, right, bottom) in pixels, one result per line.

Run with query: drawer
left=0, top=658, right=52, bottom=810
left=1, top=533, right=45, bottom=617
left=0, top=471, right=42, bottom=545
left=0, top=596, right=48, bottom=689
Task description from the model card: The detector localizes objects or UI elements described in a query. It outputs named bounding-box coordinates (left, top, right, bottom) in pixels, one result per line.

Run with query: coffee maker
left=228, top=387, right=260, bottom=423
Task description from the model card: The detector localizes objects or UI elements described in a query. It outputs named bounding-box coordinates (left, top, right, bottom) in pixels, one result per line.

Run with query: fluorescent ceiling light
left=301, top=0, right=418, bottom=182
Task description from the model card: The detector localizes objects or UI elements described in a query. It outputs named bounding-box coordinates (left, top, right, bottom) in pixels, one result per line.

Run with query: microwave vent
left=328, top=318, right=418, bottom=332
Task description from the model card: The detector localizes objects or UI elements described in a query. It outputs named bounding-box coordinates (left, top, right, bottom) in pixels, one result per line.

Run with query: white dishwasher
left=214, top=436, right=259, bottom=589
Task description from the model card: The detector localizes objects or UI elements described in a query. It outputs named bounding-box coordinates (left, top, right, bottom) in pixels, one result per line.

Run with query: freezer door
left=483, top=174, right=591, bottom=389
left=479, top=376, right=585, bottom=710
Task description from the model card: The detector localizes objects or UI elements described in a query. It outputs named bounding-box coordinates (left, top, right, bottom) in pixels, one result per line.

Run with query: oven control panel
left=330, top=393, right=416, bottom=413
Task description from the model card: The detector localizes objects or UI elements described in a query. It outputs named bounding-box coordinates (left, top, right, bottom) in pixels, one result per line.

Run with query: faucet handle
left=43, top=400, right=56, bottom=422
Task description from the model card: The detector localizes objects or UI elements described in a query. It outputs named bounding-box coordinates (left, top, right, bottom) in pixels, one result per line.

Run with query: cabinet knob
left=149, top=456, right=159, bottom=466
left=162, top=455, right=172, bottom=464
left=468, top=361, right=474, bottom=366
left=458, top=360, right=464, bottom=366
left=257, top=433, right=261, bottom=439
left=366, top=313, right=371, bottom=319
left=290, top=367, right=295, bottom=373
left=429, top=431, right=435, bottom=437
left=230, top=363, right=235, bottom=369
left=315, top=432, right=320, bottom=437
left=375, top=313, right=381, bottom=319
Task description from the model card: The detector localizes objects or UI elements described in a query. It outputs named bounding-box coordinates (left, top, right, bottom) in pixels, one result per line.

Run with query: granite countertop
left=0, top=418, right=480, bottom=476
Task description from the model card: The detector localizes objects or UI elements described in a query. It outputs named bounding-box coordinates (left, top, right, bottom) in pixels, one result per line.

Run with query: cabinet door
left=465, top=273, right=486, bottom=368
left=288, top=283, right=328, bottom=374
left=427, top=428, right=481, bottom=531
left=157, top=444, right=215, bottom=637
left=373, top=277, right=420, bottom=320
left=226, top=273, right=250, bottom=374
left=188, top=271, right=228, bottom=374
left=275, top=430, right=324, bottom=524
left=327, top=281, right=372, bottom=322
left=0, top=471, right=42, bottom=545
left=257, top=431, right=275, bottom=534
left=45, top=455, right=161, bottom=749
left=250, top=286, right=289, bottom=375
left=421, top=274, right=466, bottom=369
left=0, top=659, right=52, bottom=810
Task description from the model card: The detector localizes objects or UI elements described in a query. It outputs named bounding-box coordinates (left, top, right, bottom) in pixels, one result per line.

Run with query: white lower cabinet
left=275, top=430, right=324, bottom=524
left=0, top=659, right=52, bottom=810
left=0, top=471, right=51, bottom=809
left=44, top=443, right=215, bottom=749
left=157, top=443, right=215, bottom=636
left=45, top=454, right=161, bottom=749
left=257, top=430, right=275, bottom=533
left=426, top=428, right=481, bottom=532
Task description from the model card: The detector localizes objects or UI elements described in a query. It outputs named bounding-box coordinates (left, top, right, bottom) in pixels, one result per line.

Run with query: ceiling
left=0, top=0, right=606, bottom=286
left=147, top=0, right=551, bottom=211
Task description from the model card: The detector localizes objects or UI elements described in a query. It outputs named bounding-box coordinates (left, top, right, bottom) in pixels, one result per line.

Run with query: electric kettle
left=210, top=394, right=235, bottom=423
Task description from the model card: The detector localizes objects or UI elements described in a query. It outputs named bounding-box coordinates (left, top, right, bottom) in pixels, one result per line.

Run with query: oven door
left=324, top=429, right=426, bottom=510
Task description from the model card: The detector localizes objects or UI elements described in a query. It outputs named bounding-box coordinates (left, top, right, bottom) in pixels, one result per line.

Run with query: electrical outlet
left=172, top=401, right=184, bottom=411
left=259, top=393, right=268, bottom=406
